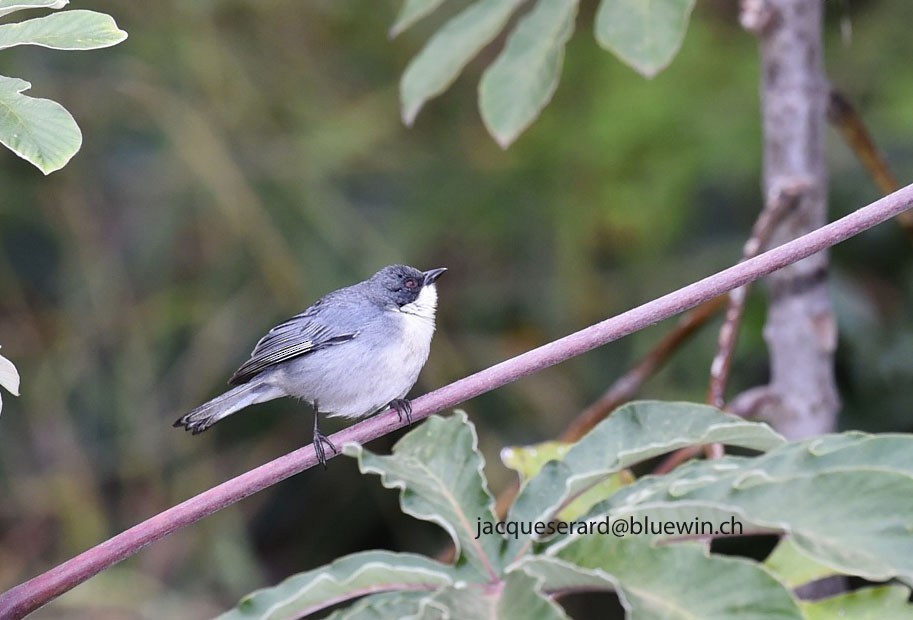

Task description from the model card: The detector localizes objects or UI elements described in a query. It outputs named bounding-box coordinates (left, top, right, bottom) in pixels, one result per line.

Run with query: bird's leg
left=389, top=398, right=413, bottom=425
left=312, top=400, right=337, bottom=469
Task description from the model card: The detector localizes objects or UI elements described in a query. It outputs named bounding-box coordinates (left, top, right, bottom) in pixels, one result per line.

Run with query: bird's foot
left=389, top=398, right=413, bottom=424
left=313, top=427, right=338, bottom=470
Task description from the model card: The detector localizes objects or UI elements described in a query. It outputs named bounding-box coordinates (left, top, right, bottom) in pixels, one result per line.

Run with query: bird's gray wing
left=228, top=306, right=357, bottom=385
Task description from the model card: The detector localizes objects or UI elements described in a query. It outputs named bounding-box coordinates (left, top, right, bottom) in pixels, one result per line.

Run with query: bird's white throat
left=399, top=284, right=438, bottom=322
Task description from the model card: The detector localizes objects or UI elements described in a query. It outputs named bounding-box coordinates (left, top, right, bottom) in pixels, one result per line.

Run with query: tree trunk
left=752, top=0, right=839, bottom=439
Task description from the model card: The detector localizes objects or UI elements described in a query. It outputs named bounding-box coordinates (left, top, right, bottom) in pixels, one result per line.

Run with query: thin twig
left=654, top=445, right=703, bottom=475
left=827, top=89, right=901, bottom=195
left=3, top=182, right=913, bottom=620
left=708, top=182, right=807, bottom=409
left=827, top=88, right=913, bottom=238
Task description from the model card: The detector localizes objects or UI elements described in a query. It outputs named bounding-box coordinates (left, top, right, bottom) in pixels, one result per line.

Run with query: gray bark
left=752, top=0, right=839, bottom=439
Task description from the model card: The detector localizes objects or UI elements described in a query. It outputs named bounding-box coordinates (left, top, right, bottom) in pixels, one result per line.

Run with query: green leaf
left=800, top=585, right=913, bottom=620
left=604, top=434, right=913, bottom=583
left=324, top=591, right=431, bottom=620
left=0, top=75, right=81, bottom=174
left=218, top=551, right=454, bottom=620
left=521, top=536, right=803, bottom=619
left=478, top=0, right=577, bottom=148
left=0, top=0, right=67, bottom=19
left=344, top=412, right=502, bottom=580
left=0, top=9, right=127, bottom=51
left=594, top=0, right=696, bottom=78
left=421, top=571, right=569, bottom=620
left=504, top=401, right=784, bottom=557
left=744, top=432, right=913, bottom=478
left=764, top=537, right=841, bottom=588
left=607, top=433, right=913, bottom=508
left=400, top=0, right=525, bottom=125
left=501, top=440, right=633, bottom=521
left=501, top=440, right=572, bottom=482
left=390, top=0, right=447, bottom=38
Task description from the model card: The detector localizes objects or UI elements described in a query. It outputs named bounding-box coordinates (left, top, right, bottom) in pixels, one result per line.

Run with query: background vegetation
left=1, top=1, right=913, bottom=617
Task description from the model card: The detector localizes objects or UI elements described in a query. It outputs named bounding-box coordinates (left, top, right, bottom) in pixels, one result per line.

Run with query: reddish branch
left=3, top=183, right=913, bottom=619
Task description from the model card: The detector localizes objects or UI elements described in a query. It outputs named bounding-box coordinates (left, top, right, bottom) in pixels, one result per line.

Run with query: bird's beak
left=423, top=267, right=447, bottom=285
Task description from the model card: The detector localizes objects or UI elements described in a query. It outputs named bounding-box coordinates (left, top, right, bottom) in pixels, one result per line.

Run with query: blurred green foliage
left=0, top=1, right=912, bottom=618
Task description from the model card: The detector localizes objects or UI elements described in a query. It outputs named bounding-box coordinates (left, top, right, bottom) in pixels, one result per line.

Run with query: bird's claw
left=389, top=398, right=413, bottom=424
left=313, top=428, right=338, bottom=470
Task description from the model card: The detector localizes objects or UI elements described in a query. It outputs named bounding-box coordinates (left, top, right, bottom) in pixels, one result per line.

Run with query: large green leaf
left=0, top=9, right=127, bottom=51
left=610, top=468, right=913, bottom=584
left=0, top=0, right=66, bottom=19
left=218, top=551, right=454, bottom=620
left=800, top=585, right=913, bottom=620
left=520, top=536, right=803, bottom=619
left=594, top=0, right=696, bottom=78
left=478, top=0, right=578, bottom=148
left=600, top=432, right=913, bottom=519
left=418, top=571, right=569, bottom=620
left=400, top=0, right=525, bottom=125
left=344, top=412, right=502, bottom=580
left=389, top=0, right=447, bottom=38
left=0, top=75, right=80, bottom=174
left=741, top=432, right=913, bottom=477
left=504, top=401, right=784, bottom=558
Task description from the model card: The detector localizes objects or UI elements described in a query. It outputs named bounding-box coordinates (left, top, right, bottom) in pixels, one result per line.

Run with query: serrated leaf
left=594, top=0, right=696, bottom=78
left=501, top=440, right=633, bottom=521
left=344, top=412, right=502, bottom=581
left=400, top=0, right=525, bottom=125
left=521, top=536, right=803, bottom=619
left=800, top=585, right=913, bottom=620
left=478, top=0, right=577, bottom=148
left=422, top=570, right=569, bottom=620
left=764, top=537, right=841, bottom=588
left=503, top=401, right=784, bottom=558
left=0, top=75, right=80, bottom=174
left=218, top=551, right=454, bottom=620
left=0, top=0, right=67, bottom=19
left=0, top=9, right=127, bottom=51
left=390, top=0, right=447, bottom=38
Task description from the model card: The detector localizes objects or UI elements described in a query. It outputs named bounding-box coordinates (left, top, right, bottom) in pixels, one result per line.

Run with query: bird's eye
left=404, top=278, right=418, bottom=289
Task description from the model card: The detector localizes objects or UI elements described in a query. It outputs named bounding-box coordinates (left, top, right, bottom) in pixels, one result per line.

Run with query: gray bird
left=174, top=264, right=446, bottom=467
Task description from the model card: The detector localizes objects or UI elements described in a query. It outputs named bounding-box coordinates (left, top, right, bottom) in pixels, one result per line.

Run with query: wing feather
left=228, top=309, right=357, bottom=385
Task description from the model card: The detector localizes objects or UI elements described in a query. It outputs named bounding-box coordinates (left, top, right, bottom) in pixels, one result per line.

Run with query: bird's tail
left=174, top=381, right=281, bottom=434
